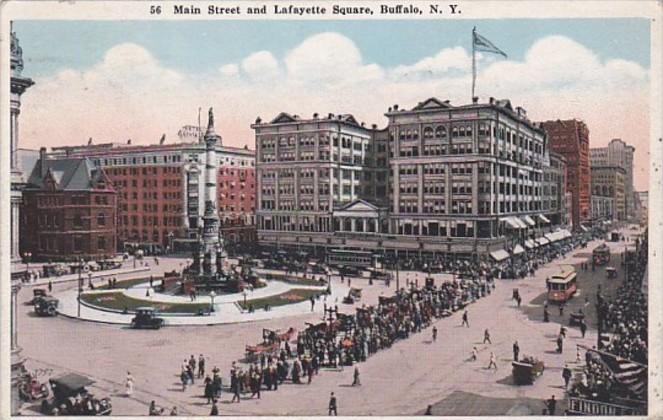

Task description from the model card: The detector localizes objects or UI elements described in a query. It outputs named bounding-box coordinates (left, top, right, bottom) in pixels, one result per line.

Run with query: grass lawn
left=97, top=276, right=162, bottom=290
left=263, top=273, right=326, bottom=287
left=238, top=288, right=323, bottom=310
left=80, top=291, right=209, bottom=314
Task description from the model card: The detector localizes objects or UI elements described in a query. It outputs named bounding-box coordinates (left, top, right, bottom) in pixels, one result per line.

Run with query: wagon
left=512, top=358, right=545, bottom=385
left=606, top=267, right=618, bottom=279
left=569, top=311, right=585, bottom=327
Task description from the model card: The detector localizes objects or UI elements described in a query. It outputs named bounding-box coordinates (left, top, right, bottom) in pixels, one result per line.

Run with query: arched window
left=435, top=126, right=446, bottom=139
left=424, top=127, right=434, bottom=139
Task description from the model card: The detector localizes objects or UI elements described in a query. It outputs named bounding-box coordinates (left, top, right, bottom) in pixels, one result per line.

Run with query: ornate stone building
left=254, top=97, right=569, bottom=257
left=590, top=139, right=636, bottom=220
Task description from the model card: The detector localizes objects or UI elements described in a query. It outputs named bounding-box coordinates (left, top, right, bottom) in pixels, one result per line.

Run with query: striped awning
left=523, top=216, right=536, bottom=226
left=490, top=249, right=510, bottom=262
left=538, top=214, right=551, bottom=223
left=513, top=244, right=525, bottom=255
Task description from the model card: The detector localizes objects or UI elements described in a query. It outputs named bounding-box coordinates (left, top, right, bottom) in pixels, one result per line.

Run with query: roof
left=551, top=265, right=576, bottom=281
left=411, top=97, right=453, bottom=111
left=26, top=157, right=114, bottom=192
left=50, top=373, right=94, bottom=391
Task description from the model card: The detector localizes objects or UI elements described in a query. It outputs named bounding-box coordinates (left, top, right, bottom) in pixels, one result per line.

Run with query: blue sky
left=14, top=19, right=650, bottom=78
left=13, top=19, right=652, bottom=189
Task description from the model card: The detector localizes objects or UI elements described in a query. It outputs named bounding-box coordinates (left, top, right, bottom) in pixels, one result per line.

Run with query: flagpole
left=471, top=27, right=476, bottom=101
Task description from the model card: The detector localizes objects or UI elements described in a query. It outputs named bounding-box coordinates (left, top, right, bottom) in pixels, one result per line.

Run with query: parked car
left=41, top=373, right=112, bottom=415
left=130, top=307, right=165, bottom=329
left=31, top=288, right=48, bottom=304
left=34, top=296, right=59, bottom=317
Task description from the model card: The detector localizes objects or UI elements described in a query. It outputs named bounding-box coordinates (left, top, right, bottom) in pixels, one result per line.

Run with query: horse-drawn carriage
left=245, top=328, right=296, bottom=362
left=569, top=310, right=586, bottom=327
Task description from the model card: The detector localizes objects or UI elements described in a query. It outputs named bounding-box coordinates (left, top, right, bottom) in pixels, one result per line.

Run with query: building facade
left=590, top=165, right=626, bottom=220
left=540, top=119, right=591, bottom=229
left=48, top=133, right=255, bottom=253
left=10, top=28, right=34, bottom=262
left=544, top=151, right=568, bottom=226
left=591, top=195, right=615, bottom=221
left=590, top=139, right=635, bottom=219
left=254, top=98, right=567, bottom=257
left=20, top=150, right=117, bottom=261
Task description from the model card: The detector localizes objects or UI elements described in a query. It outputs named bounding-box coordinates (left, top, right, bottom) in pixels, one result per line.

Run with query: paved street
left=16, top=235, right=635, bottom=416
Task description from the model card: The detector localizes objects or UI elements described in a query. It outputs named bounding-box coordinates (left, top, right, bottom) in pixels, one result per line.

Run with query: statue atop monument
left=208, top=107, right=214, bottom=128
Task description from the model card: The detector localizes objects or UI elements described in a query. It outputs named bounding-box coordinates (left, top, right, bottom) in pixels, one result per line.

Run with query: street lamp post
left=243, top=291, right=247, bottom=308
left=209, top=290, right=216, bottom=313
left=77, top=259, right=84, bottom=318
left=23, top=252, right=32, bottom=273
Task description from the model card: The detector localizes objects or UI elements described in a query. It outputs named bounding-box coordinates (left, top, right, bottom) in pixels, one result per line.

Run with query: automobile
left=339, top=265, right=362, bottom=278
left=41, top=373, right=112, bottom=415
left=42, top=263, right=68, bottom=277
left=129, top=307, right=165, bottom=329
left=31, top=288, right=48, bottom=304
left=34, top=296, right=59, bottom=317
left=512, top=356, right=545, bottom=385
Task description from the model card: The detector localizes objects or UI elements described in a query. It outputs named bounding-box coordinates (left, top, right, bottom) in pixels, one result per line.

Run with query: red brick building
left=540, top=119, right=591, bottom=229
left=49, top=139, right=255, bottom=253
left=20, top=149, right=117, bottom=261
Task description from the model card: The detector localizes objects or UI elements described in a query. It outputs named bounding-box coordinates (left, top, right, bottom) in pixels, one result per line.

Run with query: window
left=97, top=213, right=106, bottom=226
left=73, top=214, right=83, bottom=228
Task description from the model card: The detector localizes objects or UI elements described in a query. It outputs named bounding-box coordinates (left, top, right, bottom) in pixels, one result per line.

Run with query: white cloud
left=241, top=51, right=280, bottom=80
left=20, top=33, right=651, bottom=189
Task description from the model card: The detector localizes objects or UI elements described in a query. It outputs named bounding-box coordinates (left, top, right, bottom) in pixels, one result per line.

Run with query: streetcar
left=327, top=249, right=380, bottom=269
left=592, top=243, right=611, bottom=266
left=546, top=266, right=578, bottom=303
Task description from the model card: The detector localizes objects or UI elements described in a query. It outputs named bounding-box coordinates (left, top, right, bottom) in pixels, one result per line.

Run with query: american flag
left=601, top=353, right=647, bottom=398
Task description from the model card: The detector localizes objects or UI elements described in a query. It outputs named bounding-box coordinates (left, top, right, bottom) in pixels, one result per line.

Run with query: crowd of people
left=570, top=229, right=648, bottom=404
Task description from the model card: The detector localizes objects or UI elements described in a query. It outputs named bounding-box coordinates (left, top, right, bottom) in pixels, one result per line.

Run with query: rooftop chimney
left=313, top=113, right=319, bottom=119
left=39, top=147, right=47, bottom=177
left=489, top=97, right=495, bottom=104
left=472, top=96, right=479, bottom=104
left=393, top=104, right=399, bottom=111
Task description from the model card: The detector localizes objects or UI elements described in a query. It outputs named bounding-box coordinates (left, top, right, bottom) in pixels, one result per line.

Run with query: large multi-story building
left=544, top=151, right=568, bottom=226
left=254, top=97, right=568, bottom=257
left=540, top=119, right=591, bottom=229
left=590, top=139, right=636, bottom=219
left=20, top=149, right=117, bottom=261
left=48, top=133, right=256, bottom=253
left=590, top=165, right=626, bottom=220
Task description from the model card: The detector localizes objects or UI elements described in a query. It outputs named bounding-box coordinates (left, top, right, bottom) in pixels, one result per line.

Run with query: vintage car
left=129, top=307, right=165, bottom=329
left=18, top=373, right=49, bottom=401
left=41, top=373, right=112, bottom=415
left=512, top=356, right=545, bottom=385
left=34, top=296, right=59, bottom=317
left=42, top=263, right=68, bottom=278
left=31, top=288, right=48, bottom=304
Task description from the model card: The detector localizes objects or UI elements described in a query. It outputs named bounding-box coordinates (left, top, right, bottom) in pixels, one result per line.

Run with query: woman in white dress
left=125, top=371, right=134, bottom=397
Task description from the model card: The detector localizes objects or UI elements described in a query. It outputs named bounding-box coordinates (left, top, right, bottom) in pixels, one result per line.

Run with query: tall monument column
left=10, top=26, right=34, bottom=262
left=202, top=108, right=222, bottom=277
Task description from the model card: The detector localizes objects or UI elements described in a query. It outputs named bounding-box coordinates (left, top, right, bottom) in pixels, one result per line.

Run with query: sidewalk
left=17, top=266, right=151, bottom=288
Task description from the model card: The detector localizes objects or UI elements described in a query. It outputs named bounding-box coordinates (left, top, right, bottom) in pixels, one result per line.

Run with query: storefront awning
left=501, top=217, right=520, bottom=230
left=561, top=229, right=572, bottom=238
left=513, top=244, right=525, bottom=255
left=545, top=232, right=558, bottom=242
left=524, top=239, right=537, bottom=249
left=515, top=217, right=529, bottom=229
left=538, top=214, right=551, bottom=224
left=580, top=225, right=589, bottom=232
left=490, top=249, right=510, bottom=262
left=523, top=216, right=536, bottom=226
left=536, top=237, right=550, bottom=246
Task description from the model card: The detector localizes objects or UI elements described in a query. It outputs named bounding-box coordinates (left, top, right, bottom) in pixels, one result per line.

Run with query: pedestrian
left=231, top=372, right=241, bottom=403
left=352, top=366, right=361, bottom=386
left=210, top=399, right=219, bottom=415
left=48, top=280, right=53, bottom=293
left=513, top=341, right=520, bottom=361
left=559, top=303, right=564, bottom=317
left=461, top=310, right=469, bottom=327
left=310, top=296, right=315, bottom=312
left=149, top=275, right=154, bottom=288
left=543, top=307, right=550, bottom=322
left=557, top=335, right=564, bottom=353
left=516, top=295, right=522, bottom=307
left=483, top=329, right=492, bottom=344
left=125, top=372, right=135, bottom=397
left=198, top=354, right=205, bottom=378
left=580, top=320, right=587, bottom=338
left=487, top=352, right=498, bottom=370
left=432, top=326, right=438, bottom=342
left=180, top=370, right=188, bottom=391
left=576, top=346, right=582, bottom=362
left=562, top=365, right=572, bottom=389
left=328, top=392, right=338, bottom=416
left=546, top=395, right=556, bottom=415
left=425, top=405, right=433, bottom=415
left=471, top=347, right=478, bottom=361
left=169, top=407, right=178, bottom=416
